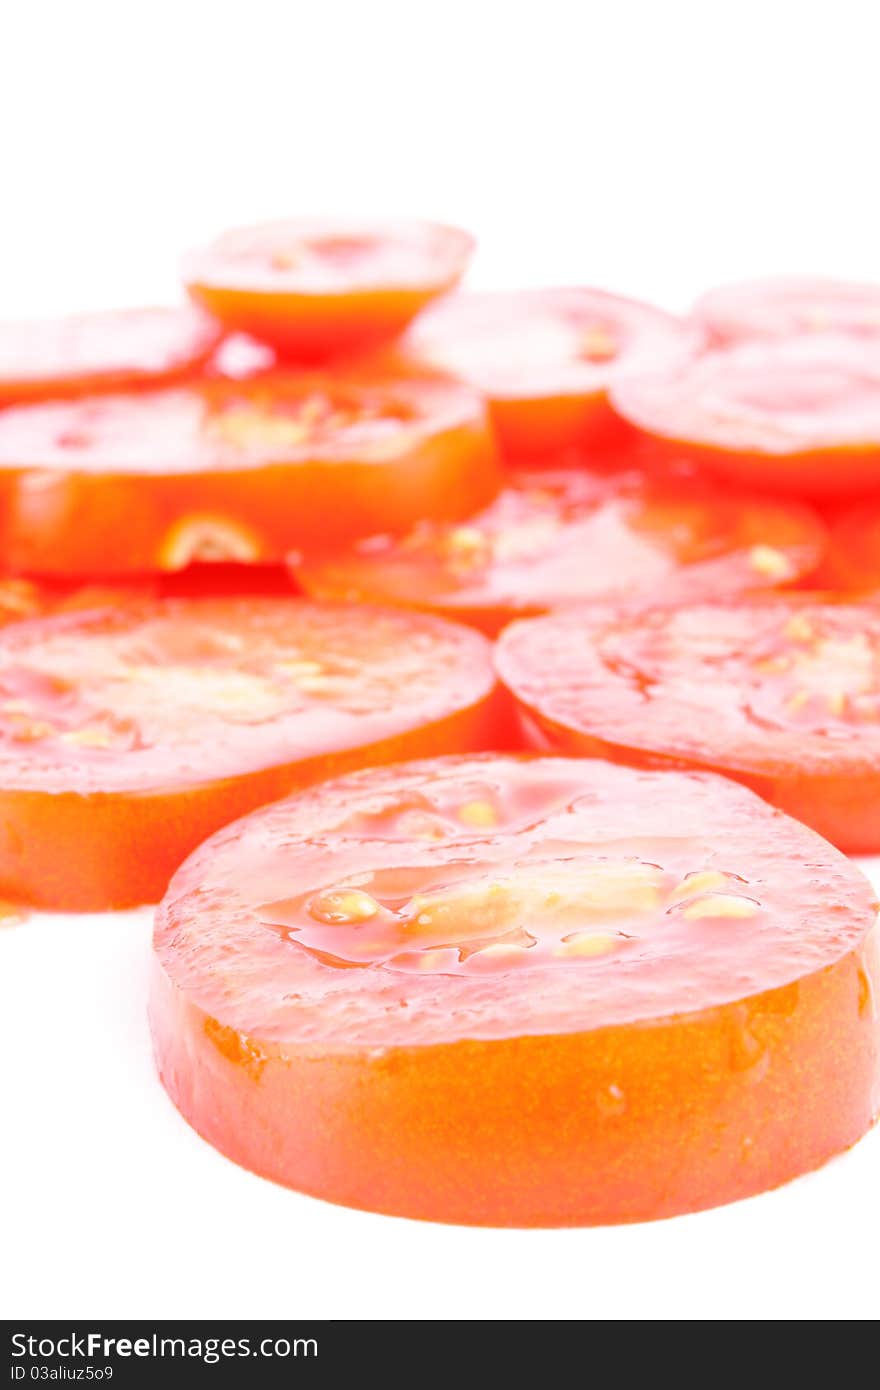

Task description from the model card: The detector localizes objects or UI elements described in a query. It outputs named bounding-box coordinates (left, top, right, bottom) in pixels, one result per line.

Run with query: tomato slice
left=297, top=465, right=825, bottom=633
left=611, top=335, right=880, bottom=498
left=0, top=599, right=499, bottom=909
left=403, top=289, right=702, bottom=459
left=497, top=595, right=880, bottom=852
left=182, top=219, right=474, bottom=359
left=150, top=752, right=879, bottom=1226
left=695, top=276, right=880, bottom=345
left=0, top=372, right=499, bottom=576
left=824, top=503, right=880, bottom=590
left=0, top=307, right=221, bottom=406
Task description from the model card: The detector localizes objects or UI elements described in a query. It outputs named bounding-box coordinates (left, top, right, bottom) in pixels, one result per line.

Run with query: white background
left=2, top=0, right=880, bottom=1322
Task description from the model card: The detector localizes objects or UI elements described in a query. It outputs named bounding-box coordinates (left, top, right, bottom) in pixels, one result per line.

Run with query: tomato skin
left=497, top=598, right=880, bottom=853
left=150, top=754, right=879, bottom=1226
left=0, top=373, right=499, bottom=576
left=296, top=466, right=826, bottom=634
left=611, top=335, right=880, bottom=499
left=694, top=276, right=880, bottom=346
left=404, top=289, right=702, bottom=460
left=183, top=219, right=474, bottom=359
left=0, top=307, right=222, bottom=406
left=151, top=941, right=878, bottom=1225
left=0, top=600, right=502, bottom=909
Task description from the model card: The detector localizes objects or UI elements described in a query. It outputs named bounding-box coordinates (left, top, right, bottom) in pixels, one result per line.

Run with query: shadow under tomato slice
left=150, top=752, right=879, bottom=1227
left=0, top=598, right=500, bottom=909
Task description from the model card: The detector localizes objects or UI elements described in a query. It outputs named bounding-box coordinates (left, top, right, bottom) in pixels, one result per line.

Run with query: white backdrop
left=2, top=0, right=880, bottom=1322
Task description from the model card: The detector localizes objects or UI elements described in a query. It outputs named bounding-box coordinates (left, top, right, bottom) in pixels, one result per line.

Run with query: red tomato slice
left=182, top=219, right=474, bottom=359
left=150, top=752, right=879, bottom=1226
left=0, top=307, right=221, bottom=406
left=0, top=599, right=499, bottom=909
left=611, top=335, right=880, bottom=498
left=0, top=372, right=499, bottom=576
left=824, top=503, right=880, bottom=590
left=497, top=595, right=880, bottom=852
left=403, top=289, right=702, bottom=459
left=695, top=276, right=880, bottom=345
left=297, top=466, right=825, bottom=633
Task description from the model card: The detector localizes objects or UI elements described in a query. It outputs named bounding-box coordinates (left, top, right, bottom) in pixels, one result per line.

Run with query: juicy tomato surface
left=611, top=335, right=880, bottom=498
left=0, top=599, right=500, bottom=909
left=403, top=288, right=702, bottom=459
left=150, top=753, right=879, bottom=1227
left=695, top=276, right=880, bottom=345
left=0, top=307, right=221, bottom=406
left=0, top=372, right=499, bottom=576
left=297, top=465, right=825, bottom=633
left=183, top=218, right=474, bottom=359
left=497, top=595, right=880, bottom=852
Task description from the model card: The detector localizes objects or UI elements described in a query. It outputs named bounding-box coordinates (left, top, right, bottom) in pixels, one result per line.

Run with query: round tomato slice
left=694, top=276, right=880, bottom=345
left=0, top=599, right=499, bottom=909
left=403, top=289, right=702, bottom=459
left=297, top=466, right=824, bottom=633
left=0, top=307, right=221, bottom=406
left=611, top=335, right=880, bottom=498
left=182, top=218, right=474, bottom=359
left=0, top=372, right=499, bottom=576
left=497, top=595, right=880, bottom=852
left=150, top=752, right=879, bottom=1227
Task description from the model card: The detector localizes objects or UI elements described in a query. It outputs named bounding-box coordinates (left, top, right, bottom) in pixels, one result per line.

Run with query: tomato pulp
left=0, top=599, right=500, bottom=908
left=824, top=504, right=880, bottom=591
left=694, top=276, right=880, bottom=345
left=183, top=218, right=474, bottom=359
left=150, top=753, right=880, bottom=1226
left=0, top=307, right=221, bottom=406
left=611, top=335, right=880, bottom=498
left=297, top=465, right=825, bottom=633
left=0, top=372, right=499, bottom=576
left=497, top=596, right=880, bottom=852
left=403, top=288, right=701, bottom=459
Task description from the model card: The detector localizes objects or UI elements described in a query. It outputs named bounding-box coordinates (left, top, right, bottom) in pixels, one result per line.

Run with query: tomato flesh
left=0, top=307, right=221, bottom=406
left=297, top=465, right=825, bottom=633
left=0, top=372, right=499, bottom=576
left=824, top=504, right=880, bottom=591
left=611, top=335, right=880, bottom=497
left=403, top=289, right=702, bottom=459
left=150, top=753, right=879, bottom=1226
left=498, top=596, right=880, bottom=852
left=183, top=219, right=474, bottom=359
left=0, top=599, right=499, bottom=908
left=695, top=276, right=880, bottom=345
